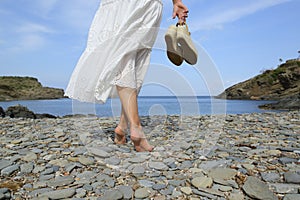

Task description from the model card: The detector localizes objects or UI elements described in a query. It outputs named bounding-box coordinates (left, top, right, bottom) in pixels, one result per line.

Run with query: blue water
left=0, top=96, right=277, bottom=117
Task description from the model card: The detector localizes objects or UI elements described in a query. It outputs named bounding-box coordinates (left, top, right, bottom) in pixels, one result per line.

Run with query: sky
left=0, top=0, right=299, bottom=96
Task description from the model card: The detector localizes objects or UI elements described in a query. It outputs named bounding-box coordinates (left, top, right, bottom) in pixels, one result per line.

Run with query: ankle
left=130, top=126, right=146, bottom=139
left=130, top=123, right=142, bottom=130
left=117, top=124, right=128, bottom=130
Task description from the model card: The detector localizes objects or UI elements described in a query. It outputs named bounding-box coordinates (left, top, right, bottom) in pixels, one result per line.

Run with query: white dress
left=65, top=0, right=163, bottom=103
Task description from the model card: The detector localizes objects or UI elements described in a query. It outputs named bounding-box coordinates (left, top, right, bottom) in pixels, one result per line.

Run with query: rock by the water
left=3, top=105, right=59, bottom=119
left=0, top=106, right=5, bottom=117
left=5, top=105, right=36, bottom=119
left=259, top=94, right=300, bottom=110
left=217, top=60, right=300, bottom=109
left=35, top=113, right=57, bottom=119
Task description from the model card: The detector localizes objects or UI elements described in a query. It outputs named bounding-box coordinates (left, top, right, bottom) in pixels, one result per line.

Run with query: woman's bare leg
left=116, top=86, right=153, bottom=152
left=114, top=106, right=128, bottom=144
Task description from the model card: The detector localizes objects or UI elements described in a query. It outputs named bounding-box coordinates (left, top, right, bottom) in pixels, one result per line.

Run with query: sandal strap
left=176, top=22, right=191, bottom=36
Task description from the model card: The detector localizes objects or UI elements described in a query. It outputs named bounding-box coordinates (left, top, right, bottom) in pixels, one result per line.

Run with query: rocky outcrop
left=259, top=93, right=300, bottom=110
left=217, top=60, right=300, bottom=110
left=0, top=76, right=65, bottom=101
left=0, top=106, right=5, bottom=117
left=2, top=105, right=57, bottom=119
left=5, top=105, right=36, bottom=119
left=217, top=60, right=300, bottom=100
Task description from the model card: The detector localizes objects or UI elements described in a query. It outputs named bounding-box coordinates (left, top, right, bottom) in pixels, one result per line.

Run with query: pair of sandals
left=165, top=22, right=198, bottom=66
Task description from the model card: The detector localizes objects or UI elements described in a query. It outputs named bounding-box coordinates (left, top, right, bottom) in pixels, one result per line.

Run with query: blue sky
left=0, top=0, right=299, bottom=96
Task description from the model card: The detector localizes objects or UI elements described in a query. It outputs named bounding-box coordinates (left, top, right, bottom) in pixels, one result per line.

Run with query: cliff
left=217, top=59, right=300, bottom=110
left=0, top=76, right=65, bottom=101
left=217, top=60, right=300, bottom=100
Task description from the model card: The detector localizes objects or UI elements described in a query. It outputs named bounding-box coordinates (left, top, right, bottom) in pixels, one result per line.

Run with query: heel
left=177, top=24, right=198, bottom=65
left=114, top=126, right=127, bottom=145
left=165, top=25, right=183, bottom=66
left=130, top=136, right=154, bottom=152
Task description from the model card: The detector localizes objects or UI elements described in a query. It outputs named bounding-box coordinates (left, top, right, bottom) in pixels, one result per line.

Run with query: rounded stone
left=42, top=188, right=76, bottom=199
left=1, top=165, right=19, bottom=176
left=20, top=162, right=34, bottom=174
left=242, top=176, right=277, bottom=200
left=180, top=187, right=192, bottom=195
left=117, top=186, right=133, bottom=200
left=105, top=157, right=121, bottom=165
left=47, top=176, right=75, bottom=187
left=283, top=194, right=300, bottom=200
left=78, top=156, right=95, bottom=166
left=0, top=160, right=13, bottom=170
left=153, top=184, right=167, bottom=190
left=261, top=172, right=281, bottom=183
left=191, top=176, right=213, bottom=188
left=284, top=172, right=300, bottom=184
left=128, top=157, right=147, bottom=163
left=135, top=187, right=151, bottom=199
left=132, top=166, right=145, bottom=176
left=102, top=189, right=123, bottom=200
left=89, top=148, right=110, bottom=158
left=207, top=168, right=237, bottom=180
left=139, top=180, right=155, bottom=188
left=149, top=162, right=168, bottom=171
left=23, top=152, right=38, bottom=162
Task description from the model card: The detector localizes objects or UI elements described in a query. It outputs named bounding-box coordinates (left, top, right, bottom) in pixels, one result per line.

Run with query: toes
left=114, top=134, right=126, bottom=144
left=133, top=138, right=154, bottom=152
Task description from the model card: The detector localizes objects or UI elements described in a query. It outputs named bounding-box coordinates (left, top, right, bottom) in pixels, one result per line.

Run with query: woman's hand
left=172, top=0, right=189, bottom=24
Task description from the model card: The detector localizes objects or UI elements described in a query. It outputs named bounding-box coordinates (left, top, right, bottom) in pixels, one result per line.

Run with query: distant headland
left=0, top=76, right=65, bottom=101
left=217, top=59, right=300, bottom=110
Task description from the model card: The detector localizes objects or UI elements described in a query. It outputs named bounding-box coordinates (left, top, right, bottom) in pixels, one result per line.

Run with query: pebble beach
left=0, top=111, right=299, bottom=200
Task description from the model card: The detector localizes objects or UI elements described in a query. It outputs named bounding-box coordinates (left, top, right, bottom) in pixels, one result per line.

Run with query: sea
left=0, top=96, right=278, bottom=118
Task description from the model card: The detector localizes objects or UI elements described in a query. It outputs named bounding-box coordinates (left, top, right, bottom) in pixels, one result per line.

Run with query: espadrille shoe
left=177, top=23, right=198, bottom=65
left=165, top=25, right=183, bottom=66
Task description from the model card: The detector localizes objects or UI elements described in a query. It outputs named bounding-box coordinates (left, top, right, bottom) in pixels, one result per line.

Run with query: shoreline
left=0, top=98, right=281, bottom=119
left=0, top=111, right=299, bottom=199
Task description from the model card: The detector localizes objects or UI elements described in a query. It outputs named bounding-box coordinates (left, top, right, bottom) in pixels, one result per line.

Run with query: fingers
left=172, top=11, right=176, bottom=19
left=178, top=11, right=188, bottom=23
left=173, top=2, right=189, bottom=22
left=182, top=4, right=189, bottom=14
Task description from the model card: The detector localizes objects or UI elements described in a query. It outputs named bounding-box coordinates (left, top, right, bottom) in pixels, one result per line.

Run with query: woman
left=65, top=0, right=189, bottom=152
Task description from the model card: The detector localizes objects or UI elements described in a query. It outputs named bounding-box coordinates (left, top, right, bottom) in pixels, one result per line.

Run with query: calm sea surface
left=0, top=96, right=277, bottom=117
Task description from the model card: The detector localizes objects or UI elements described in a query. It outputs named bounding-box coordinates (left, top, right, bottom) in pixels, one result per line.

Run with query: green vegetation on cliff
left=217, top=59, right=300, bottom=100
left=0, top=76, right=65, bottom=101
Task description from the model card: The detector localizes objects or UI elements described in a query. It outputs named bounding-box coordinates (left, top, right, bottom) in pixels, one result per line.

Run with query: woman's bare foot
left=114, top=126, right=127, bottom=145
left=130, top=126, right=154, bottom=152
